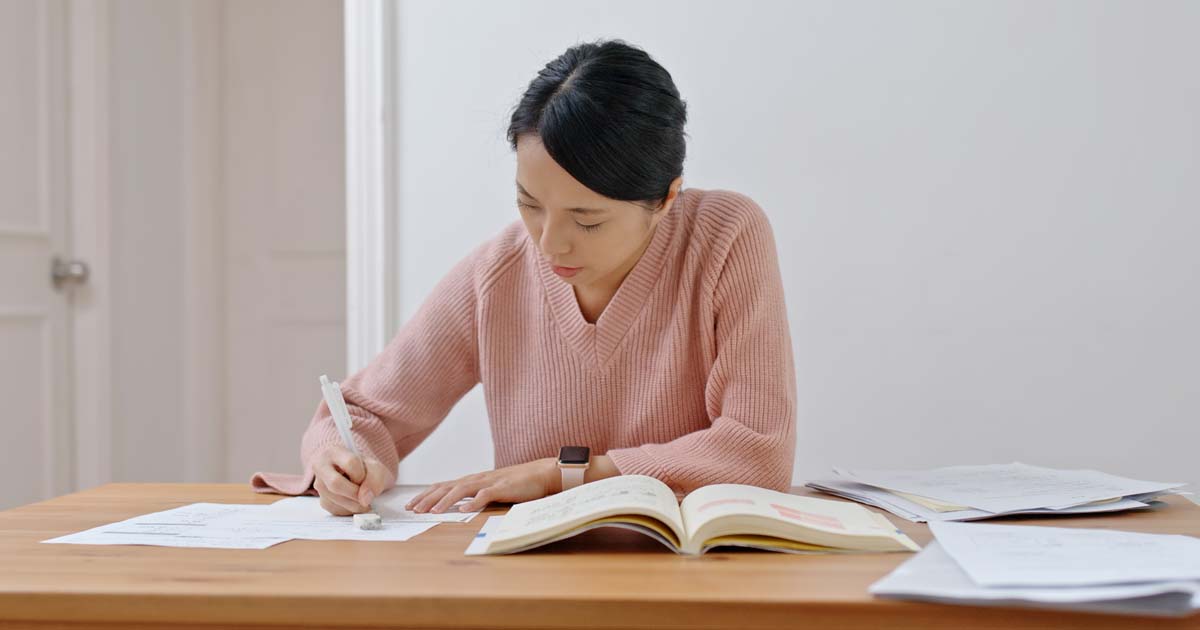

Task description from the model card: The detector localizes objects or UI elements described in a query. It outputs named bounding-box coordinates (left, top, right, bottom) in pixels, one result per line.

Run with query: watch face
left=558, top=446, right=590, bottom=465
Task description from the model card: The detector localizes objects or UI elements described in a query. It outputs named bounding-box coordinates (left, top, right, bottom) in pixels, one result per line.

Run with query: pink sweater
left=251, top=188, right=797, bottom=496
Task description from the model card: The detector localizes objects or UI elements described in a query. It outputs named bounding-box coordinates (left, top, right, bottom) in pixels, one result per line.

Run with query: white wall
left=390, top=0, right=1199, bottom=486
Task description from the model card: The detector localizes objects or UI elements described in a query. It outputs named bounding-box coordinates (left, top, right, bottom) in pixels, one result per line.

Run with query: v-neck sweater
left=252, top=188, right=797, bottom=496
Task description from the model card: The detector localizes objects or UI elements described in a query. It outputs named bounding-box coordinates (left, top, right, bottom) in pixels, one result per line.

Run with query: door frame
left=344, top=0, right=400, bottom=374
left=66, top=0, right=112, bottom=491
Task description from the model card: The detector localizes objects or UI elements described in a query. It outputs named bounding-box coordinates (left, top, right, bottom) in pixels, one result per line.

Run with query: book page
left=488, top=475, right=683, bottom=550
left=680, top=484, right=915, bottom=550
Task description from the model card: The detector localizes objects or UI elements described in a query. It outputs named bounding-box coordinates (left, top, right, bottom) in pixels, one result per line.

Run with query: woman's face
left=515, top=135, right=680, bottom=294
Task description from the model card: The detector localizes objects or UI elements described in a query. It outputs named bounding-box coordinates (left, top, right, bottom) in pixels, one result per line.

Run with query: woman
left=252, top=39, right=796, bottom=517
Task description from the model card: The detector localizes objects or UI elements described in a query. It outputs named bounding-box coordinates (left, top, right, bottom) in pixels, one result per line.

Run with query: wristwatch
left=557, top=446, right=591, bottom=491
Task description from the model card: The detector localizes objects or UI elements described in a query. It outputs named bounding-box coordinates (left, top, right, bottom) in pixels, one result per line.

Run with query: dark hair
left=507, top=39, right=688, bottom=209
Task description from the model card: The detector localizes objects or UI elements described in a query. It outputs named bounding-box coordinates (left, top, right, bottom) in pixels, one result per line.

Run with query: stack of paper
left=41, top=486, right=480, bottom=549
left=871, top=521, right=1200, bottom=617
left=807, top=462, right=1186, bottom=522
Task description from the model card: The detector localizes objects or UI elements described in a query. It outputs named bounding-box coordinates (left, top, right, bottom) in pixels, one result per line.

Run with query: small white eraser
left=354, top=513, right=382, bottom=530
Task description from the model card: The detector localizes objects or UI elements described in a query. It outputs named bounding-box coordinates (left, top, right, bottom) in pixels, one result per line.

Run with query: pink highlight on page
left=697, top=498, right=755, bottom=512
left=770, top=503, right=845, bottom=530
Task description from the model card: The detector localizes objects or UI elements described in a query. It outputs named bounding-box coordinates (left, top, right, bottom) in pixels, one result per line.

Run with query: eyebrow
left=515, top=181, right=608, bottom=216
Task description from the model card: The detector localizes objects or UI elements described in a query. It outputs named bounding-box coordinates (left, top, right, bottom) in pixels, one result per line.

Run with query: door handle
left=51, top=256, right=90, bottom=290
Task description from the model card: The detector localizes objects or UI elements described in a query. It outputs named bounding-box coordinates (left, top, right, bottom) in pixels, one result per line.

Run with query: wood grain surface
left=1, top=483, right=1197, bottom=629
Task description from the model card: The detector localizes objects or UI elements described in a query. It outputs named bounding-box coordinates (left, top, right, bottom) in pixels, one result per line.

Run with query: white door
left=0, top=0, right=75, bottom=510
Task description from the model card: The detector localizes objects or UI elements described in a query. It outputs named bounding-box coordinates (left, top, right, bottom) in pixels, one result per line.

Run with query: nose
left=539, top=212, right=572, bottom=256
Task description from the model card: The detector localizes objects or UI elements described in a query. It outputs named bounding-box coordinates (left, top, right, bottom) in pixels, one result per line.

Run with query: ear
left=655, top=176, right=684, bottom=214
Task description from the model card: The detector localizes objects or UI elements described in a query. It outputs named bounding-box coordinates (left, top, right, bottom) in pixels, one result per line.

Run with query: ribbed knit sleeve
left=250, top=245, right=484, bottom=495
left=607, top=199, right=797, bottom=493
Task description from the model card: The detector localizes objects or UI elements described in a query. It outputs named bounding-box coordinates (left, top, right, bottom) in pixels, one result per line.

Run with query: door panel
left=0, top=0, right=71, bottom=510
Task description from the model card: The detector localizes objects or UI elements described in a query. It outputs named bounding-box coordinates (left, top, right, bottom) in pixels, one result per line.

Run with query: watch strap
left=560, top=465, right=586, bottom=491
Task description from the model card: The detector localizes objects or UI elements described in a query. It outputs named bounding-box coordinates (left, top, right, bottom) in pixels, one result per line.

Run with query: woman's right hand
left=312, top=444, right=391, bottom=516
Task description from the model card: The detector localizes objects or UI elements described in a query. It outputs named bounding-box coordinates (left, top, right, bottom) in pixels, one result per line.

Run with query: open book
left=465, top=475, right=921, bottom=555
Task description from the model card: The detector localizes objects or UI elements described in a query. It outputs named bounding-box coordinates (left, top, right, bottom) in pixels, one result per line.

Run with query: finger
left=405, top=469, right=486, bottom=509
left=318, top=494, right=352, bottom=516
left=405, top=481, right=451, bottom=511
left=326, top=489, right=368, bottom=515
left=411, top=484, right=452, bottom=513
left=329, top=450, right=367, bottom=484
left=404, top=487, right=432, bottom=511
left=410, top=481, right=459, bottom=511
left=405, top=488, right=443, bottom=512
left=430, top=483, right=477, bottom=514
left=319, top=497, right=347, bottom=516
left=358, top=459, right=391, bottom=505
left=315, top=476, right=365, bottom=514
left=459, top=487, right=494, bottom=512
left=316, top=468, right=367, bottom=513
left=316, top=476, right=366, bottom=514
left=318, top=465, right=363, bottom=503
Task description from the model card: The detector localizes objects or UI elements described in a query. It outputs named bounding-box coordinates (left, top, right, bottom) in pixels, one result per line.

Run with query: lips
left=552, top=264, right=581, bottom=278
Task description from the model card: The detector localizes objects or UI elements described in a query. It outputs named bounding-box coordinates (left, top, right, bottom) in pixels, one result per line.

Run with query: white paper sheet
left=261, top=492, right=477, bottom=524
left=212, top=497, right=440, bottom=541
left=41, top=500, right=440, bottom=548
left=834, top=462, right=1185, bottom=514
left=870, top=541, right=1200, bottom=617
left=40, top=503, right=291, bottom=549
left=930, top=521, right=1200, bottom=587
left=808, top=479, right=1153, bottom=522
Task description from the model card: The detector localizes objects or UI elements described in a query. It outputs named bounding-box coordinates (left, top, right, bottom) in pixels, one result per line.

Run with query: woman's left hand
left=406, top=457, right=560, bottom=513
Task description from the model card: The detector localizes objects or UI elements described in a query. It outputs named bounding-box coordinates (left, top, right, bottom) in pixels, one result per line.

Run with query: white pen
left=320, top=374, right=360, bottom=457
left=319, top=375, right=380, bottom=525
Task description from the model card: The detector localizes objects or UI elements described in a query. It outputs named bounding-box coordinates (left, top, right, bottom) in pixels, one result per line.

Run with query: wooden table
left=1, top=484, right=1198, bottom=629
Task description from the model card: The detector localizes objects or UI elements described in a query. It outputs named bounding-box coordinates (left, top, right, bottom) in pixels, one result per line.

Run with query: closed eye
left=518, top=201, right=603, bottom=232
